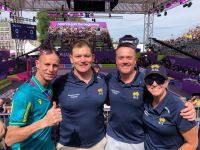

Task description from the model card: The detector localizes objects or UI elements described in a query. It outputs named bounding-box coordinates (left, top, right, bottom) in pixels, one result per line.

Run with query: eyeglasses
left=145, top=75, right=166, bottom=85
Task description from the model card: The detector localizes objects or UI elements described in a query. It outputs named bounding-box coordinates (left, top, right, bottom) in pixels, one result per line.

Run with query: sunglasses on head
left=145, top=75, right=166, bottom=85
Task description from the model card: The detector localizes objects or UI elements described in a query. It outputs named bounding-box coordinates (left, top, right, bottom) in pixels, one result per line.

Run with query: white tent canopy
left=24, top=41, right=38, bottom=55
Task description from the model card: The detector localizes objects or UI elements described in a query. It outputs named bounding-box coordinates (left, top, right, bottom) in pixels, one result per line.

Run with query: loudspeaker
left=74, top=0, right=105, bottom=11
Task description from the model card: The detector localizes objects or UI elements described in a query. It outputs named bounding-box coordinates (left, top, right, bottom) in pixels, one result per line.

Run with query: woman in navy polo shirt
left=143, top=64, right=198, bottom=150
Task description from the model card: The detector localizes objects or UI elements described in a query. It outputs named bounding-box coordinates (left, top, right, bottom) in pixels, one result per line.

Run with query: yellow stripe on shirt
left=23, top=102, right=32, bottom=123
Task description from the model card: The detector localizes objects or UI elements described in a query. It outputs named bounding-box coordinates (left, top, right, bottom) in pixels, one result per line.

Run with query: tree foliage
left=36, top=11, right=51, bottom=43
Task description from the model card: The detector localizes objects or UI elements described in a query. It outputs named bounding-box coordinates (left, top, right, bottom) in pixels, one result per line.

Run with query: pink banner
left=50, top=21, right=107, bottom=28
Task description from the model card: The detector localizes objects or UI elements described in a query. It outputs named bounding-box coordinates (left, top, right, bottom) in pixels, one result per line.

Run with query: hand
left=180, top=101, right=196, bottom=121
left=42, top=102, right=62, bottom=127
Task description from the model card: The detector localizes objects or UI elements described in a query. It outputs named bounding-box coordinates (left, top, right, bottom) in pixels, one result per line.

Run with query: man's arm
left=180, top=101, right=196, bottom=121
left=5, top=102, right=62, bottom=146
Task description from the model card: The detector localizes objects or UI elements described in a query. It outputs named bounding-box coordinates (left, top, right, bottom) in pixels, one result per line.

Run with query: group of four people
left=4, top=40, right=198, bottom=150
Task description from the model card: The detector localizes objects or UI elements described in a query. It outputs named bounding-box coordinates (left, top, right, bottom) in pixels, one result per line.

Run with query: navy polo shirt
left=143, top=91, right=197, bottom=150
left=53, top=70, right=107, bottom=148
left=106, top=71, right=145, bottom=144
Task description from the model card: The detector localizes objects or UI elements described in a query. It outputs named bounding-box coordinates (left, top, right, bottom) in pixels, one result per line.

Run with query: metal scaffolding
left=0, top=0, right=190, bottom=55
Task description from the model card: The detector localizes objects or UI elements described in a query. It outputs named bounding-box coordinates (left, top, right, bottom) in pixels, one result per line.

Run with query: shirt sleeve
left=176, top=101, right=197, bottom=132
left=9, top=89, right=32, bottom=126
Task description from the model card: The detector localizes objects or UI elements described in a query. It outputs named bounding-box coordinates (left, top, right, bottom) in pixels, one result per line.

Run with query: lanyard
left=29, top=79, right=52, bottom=102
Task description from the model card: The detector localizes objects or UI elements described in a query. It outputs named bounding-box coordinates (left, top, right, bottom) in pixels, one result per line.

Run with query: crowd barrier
left=0, top=113, right=10, bottom=126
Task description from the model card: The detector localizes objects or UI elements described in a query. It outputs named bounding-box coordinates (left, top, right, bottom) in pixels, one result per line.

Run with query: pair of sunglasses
left=145, top=75, right=166, bottom=85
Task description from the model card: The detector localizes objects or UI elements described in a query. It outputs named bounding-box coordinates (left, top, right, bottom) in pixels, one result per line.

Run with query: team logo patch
left=132, top=91, right=139, bottom=99
left=158, top=117, right=166, bottom=125
left=150, top=64, right=160, bottom=72
left=98, top=88, right=103, bottom=95
left=37, top=99, right=42, bottom=105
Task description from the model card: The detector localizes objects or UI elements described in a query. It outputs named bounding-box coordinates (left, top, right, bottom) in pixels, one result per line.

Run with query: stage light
left=187, top=2, right=192, bottom=7
left=183, top=3, right=188, bottom=7
left=183, top=2, right=192, bottom=8
left=157, top=13, right=161, bottom=17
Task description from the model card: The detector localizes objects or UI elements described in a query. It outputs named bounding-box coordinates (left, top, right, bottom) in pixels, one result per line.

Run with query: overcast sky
left=1, top=0, right=200, bottom=43
left=99, top=0, right=200, bottom=42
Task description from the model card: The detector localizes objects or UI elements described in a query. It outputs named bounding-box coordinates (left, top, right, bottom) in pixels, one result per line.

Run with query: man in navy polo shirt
left=53, top=40, right=107, bottom=150
left=5, top=48, right=62, bottom=150
left=105, top=42, right=196, bottom=150
left=143, top=64, right=198, bottom=150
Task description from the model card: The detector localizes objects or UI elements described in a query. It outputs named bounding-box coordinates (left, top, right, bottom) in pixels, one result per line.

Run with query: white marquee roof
left=0, top=0, right=187, bottom=14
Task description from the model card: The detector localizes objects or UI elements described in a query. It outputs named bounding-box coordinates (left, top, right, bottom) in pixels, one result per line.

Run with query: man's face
left=36, top=53, right=60, bottom=82
left=116, top=47, right=136, bottom=75
left=70, top=46, right=94, bottom=74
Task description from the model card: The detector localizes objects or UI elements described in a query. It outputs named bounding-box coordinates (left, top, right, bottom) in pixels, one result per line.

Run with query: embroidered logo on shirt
left=158, top=117, right=166, bottom=125
left=68, top=94, right=80, bottom=99
left=111, top=89, right=120, bottom=95
left=132, top=91, right=139, bottom=99
left=37, top=99, right=42, bottom=105
left=98, top=88, right=103, bottom=95
left=150, top=64, right=160, bottom=72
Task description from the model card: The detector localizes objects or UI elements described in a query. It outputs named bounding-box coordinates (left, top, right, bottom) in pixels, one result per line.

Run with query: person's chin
left=45, top=76, right=54, bottom=81
left=78, top=67, right=91, bottom=73
left=120, top=69, right=131, bottom=74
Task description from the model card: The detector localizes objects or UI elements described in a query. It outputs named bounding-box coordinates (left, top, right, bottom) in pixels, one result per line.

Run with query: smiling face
left=70, top=45, right=94, bottom=75
left=116, top=46, right=136, bottom=75
left=35, top=52, right=60, bottom=86
left=145, top=74, right=169, bottom=100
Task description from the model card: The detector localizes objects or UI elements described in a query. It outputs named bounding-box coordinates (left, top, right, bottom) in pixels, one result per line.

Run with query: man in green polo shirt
left=5, top=48, right=62, bottom=150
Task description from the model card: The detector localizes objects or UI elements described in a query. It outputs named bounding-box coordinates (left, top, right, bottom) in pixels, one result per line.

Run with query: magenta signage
left=50, top=21, right=107, bottom=28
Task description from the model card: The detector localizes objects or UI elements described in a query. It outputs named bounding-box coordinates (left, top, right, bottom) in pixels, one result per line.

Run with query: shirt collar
left=116, top=70, right=141, bottom=86
left=68, top=68, right=98, bottom=84
left=153, top=91, right=171, bottom=115
left=31, top=76, right=51, bottom=92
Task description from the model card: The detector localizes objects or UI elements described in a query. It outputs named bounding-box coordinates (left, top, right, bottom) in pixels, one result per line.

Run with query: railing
left=195, top=106, right=200, bottom=122
left=0, top=113, right=10, bottom=126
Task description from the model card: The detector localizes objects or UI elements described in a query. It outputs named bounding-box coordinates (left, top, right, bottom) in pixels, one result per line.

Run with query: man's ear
left=35, top=60, right=40, bottom=69
left=69, top=54, right=73, bottom=64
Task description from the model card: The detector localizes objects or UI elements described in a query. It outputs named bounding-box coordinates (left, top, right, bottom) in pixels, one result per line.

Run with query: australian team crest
left=132, top=91, right=139, bottom=99
left=98, top=88, right=103, bottom=95
left=158, top=117, right=166, bottom=125
left=150, top=64, right=160, bottom=72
